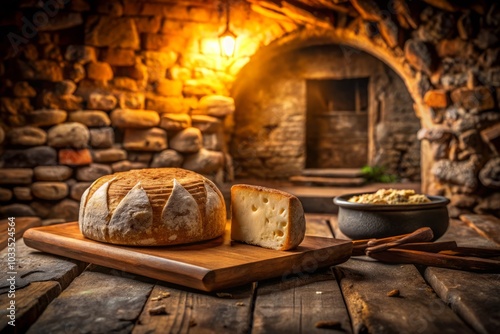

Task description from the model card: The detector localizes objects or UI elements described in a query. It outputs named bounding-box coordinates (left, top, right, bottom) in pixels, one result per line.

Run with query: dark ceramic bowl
left=333, top=192, right=450, bottom=240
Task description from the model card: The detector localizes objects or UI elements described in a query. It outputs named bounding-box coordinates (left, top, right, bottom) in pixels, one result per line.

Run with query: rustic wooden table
left=1, top=214, right=499, bottom=334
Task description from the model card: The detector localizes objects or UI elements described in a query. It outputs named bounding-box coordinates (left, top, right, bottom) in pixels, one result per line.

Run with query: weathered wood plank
left=252, top=215, right=350, bottom=333
left=27, top=265, right=155, bottom=334
left=330, top=214, right=472, bottom=333
left=329, top=215, right=350, bottom=240
left=438, top=218, right=497, bottom=248
left=0, top=281, right=61, bottom=334
left=132, top=214, right=338, bottom=333
left=333, top=213, right=500, bottom=333
left=0, top=239, right=87, bottom=293
left=424, top=219, right=500, bottom=334
left=131, top=215, right=339, bottom=333
left=24, top=222, right=351, bottom=292
left=305, top=214, right=335, bottom=237
left=459, top=214, right=500, bottom=246
left=0, top=217, right=41, bottom=250
left=133, top=283, right=254, bottom=333
left=253, top=268, right=352, bottom=334
left=0, top=238, right=87, bottom=333
left=425, top=269, right=500, bottom=334
left=333, top=258, right=474, bottom=334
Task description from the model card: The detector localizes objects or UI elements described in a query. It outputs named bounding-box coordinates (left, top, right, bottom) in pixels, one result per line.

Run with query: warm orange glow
left=201, top=38, right=220, bottom=55
left=219, top=33, right=236, bottom=57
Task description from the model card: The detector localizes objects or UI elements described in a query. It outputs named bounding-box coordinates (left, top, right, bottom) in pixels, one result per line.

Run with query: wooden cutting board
left=23, top=222, right=352, bottom=291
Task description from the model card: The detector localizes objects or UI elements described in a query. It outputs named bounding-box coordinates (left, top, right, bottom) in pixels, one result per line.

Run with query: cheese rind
left=230, top=184, right=306, bottom=250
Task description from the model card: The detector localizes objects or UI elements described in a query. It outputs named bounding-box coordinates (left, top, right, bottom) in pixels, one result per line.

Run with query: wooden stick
left=352, top=234, right=405, bottom=248
left=440, top=246, right=500, bottom=258
left=367, top=248, right=500, bottom=273
left=395, top=241, right=457, bottom=253
left=365, top=228, right=434, bottom=253
left=352, top=233, right=410, bottom=255
left=352, top=228, right=434, bottom=256
left=351, top=245, right=369, bottom=256
left=353, top=241, right=457, bottom=256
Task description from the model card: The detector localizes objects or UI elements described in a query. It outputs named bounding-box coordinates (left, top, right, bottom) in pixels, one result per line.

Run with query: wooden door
left=306, top=78, right=369, bottom=168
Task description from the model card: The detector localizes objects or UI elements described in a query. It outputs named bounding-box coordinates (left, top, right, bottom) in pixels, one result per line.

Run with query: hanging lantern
left=218, top=0, right=236, bottom=57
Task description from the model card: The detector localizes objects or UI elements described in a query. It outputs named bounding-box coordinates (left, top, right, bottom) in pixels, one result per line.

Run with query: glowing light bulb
left=219, top=32, right=236, bottom=57
left=218, top=0, right=236, bottom=58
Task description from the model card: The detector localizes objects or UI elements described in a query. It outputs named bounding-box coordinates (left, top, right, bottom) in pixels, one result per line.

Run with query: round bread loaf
left=78, top=168, right=226, bottom=246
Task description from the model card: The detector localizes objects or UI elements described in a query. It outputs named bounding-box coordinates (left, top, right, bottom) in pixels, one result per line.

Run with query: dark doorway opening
left=305, top=78, right=369, bottom=168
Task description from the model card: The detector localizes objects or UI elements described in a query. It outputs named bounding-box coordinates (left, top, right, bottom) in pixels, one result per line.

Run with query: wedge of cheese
left=230, top=184, right=306, bottom=250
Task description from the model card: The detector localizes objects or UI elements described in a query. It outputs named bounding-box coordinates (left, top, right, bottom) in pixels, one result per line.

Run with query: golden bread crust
left=79, top=168, right=226, bottom=246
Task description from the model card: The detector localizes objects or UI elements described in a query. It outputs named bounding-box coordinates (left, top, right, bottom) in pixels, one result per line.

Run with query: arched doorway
left=231, top=32, right=422, bottom=182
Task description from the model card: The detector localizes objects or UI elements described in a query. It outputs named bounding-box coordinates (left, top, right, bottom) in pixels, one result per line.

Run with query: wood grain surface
left=330, top=215, right=474, bottom=334
left=0, top=238, right=87, bottom=333
left=333, top=258, right=474, bottom=334
left=459, top=214, right=500, bottom=246
left=252, top=215, right=351, bottom=334
left=425, top=218, right=500, bottom=334
left=133, top=214, right=341, bottom=334
left=133, top=282, right=254, bottom=333
left=0, top=281, right=61, bottom=334
left=27, top=265, right=155, bottom=334
left=0, top=238, right=87, bottom=294
left=0, top=217, right=41, bottom=250
left=23, top=222, right=352, bottom=291
left=253, top=269, right=352, bottom=334
left=4, top=213, right=500, bottom=334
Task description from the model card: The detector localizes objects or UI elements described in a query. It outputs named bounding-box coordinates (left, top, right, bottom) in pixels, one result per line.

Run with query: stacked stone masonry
left=0, top=0, right=499, bottom=220
left=0, top=0, right=237, bottom=222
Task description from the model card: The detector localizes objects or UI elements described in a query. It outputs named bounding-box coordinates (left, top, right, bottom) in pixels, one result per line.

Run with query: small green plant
left=361, top=165, right=399, bottom=183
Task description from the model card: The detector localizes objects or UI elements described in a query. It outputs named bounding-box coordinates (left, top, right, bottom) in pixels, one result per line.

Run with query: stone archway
left=227, top=1, right=499, bottom=217
left=231, top=27, right=431, bottom=183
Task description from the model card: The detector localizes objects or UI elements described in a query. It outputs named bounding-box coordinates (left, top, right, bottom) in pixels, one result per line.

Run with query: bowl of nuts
left=333, top=189, right=450, bottom=240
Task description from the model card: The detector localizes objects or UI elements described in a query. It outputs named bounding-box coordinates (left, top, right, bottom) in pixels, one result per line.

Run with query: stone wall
left=373, top=65, right=422, bottom=181
left=0, top=0, right=243, bottom=222
left=0, top=0, right=499, bottom=219
left=231, top=44, right=421, bottom=181
left=234, top=0, right=500, bottom=217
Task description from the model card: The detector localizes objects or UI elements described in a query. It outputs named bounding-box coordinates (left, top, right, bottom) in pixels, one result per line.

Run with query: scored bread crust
left=78, top=168, right=226, bottom=246
left=231, top=184, right=306, bottom=250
